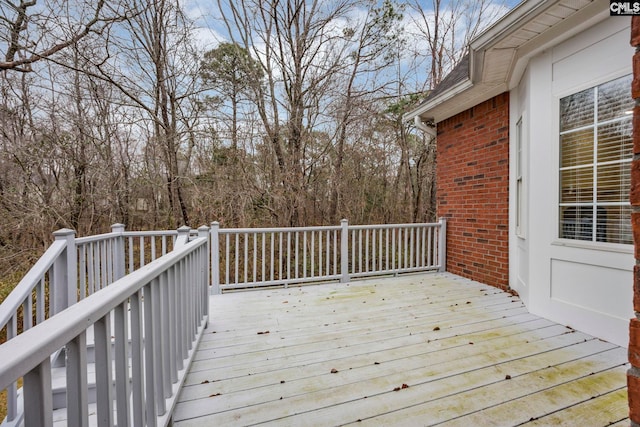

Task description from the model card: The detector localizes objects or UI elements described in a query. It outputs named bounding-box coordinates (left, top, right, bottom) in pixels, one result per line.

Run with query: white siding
left=512, top=16, right=634, bottom=347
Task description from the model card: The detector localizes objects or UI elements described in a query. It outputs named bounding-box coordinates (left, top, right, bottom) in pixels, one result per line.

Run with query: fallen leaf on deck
left=505, top=375, right=511, bottom=380
left=209, top=393, right=221, bottom=397
left=433, top=326, right=440, bottom=331
left=257, top=330, right=270, bottom=335
left=201, top=380, right=210, bottom=384
left=331, top=368, right=338, bottom=373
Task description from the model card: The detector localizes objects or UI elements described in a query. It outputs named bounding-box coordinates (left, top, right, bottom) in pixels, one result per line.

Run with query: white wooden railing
left=212, top=219, right=446, bottom=292
left=0, top=224, right=192, bottom=426
left=0, top=219, right=446, bottom=426
left=0, top=229, right=209, bottom=427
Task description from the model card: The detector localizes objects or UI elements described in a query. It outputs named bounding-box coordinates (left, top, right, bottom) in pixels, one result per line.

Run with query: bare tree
left=81, top=0, right=203, bottom=227
left=0, top=0, right=136, bottom=71
left=407, top=0, right=507, bottom=88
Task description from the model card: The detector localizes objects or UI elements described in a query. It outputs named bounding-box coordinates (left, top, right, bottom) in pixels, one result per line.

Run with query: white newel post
left=111, top=223, right=126, bottom=280
left=52, top=228, right=76, bottom=315
left=198, top=225, right=211, bottom=317
left=340, top=219, right=349, bottom=283
left=210, top=222, right=220, bottom=294
left=438, top=217, right=447, bottom=273
left=176, top=225, right=191, bottom=247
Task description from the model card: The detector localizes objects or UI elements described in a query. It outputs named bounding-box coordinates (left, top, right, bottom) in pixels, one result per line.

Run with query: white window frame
left=557, top=74, right=632, bottom=246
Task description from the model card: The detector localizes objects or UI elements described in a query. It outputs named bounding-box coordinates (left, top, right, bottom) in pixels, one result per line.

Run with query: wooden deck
left=172, top=273, right=629, bottom=426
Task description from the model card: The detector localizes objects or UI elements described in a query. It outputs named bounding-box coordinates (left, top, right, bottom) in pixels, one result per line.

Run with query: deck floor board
left=173, top=273, right=629, bottom=426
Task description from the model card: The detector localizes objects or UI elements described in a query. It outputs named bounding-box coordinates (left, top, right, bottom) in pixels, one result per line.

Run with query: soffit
left=405, top=0, right=603, bottom=124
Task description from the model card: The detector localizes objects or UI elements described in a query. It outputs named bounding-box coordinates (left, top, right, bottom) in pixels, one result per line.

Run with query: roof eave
left=403, top=78, right=473, bottom=123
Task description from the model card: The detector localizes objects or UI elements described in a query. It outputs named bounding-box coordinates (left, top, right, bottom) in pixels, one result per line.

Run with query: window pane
left=560, top=167, right=593, bottom=203
left=560, top=129, right=594, bottom=167
left=598, top=74, right=633, bottom=122
left=560, top=88, right=594, bottom=131
left=560, top=206, right=594, bottom=241
left=597, top=162, right=630, bottom=202
left=597, top=119, right=632, bottom=163
left=596, top=205, right=632, bottom=244
left=558, top=74, right=632, bottom=245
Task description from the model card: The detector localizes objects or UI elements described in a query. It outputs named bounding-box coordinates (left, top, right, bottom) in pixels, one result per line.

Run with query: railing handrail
left=349, top=221, right=441, bottom=230
left=212, top=219, right=447, bottom=292
left=0, top=235, right=208, bottom=396
left=0, top=234, right=208, bottom=426
left=219, top=225, right=341, bottom=234
left=0, top=240, right=67, bottom=332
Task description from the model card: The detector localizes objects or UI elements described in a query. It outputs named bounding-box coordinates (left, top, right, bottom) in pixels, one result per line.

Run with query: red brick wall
left=436, top=92, right=510, bottom=290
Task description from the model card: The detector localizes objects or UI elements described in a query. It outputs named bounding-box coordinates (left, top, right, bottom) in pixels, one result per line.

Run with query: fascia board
left=403, top=78, right=473, bottom=122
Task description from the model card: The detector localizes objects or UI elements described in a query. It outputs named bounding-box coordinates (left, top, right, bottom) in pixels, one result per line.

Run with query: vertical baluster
left=153, top=279, right=166, bottom=415
left=333, top=230, right=340, bottom=274
left=225, top=234, right=230, bottom=285
left=23, top=357, right=53, bottom=427
left=139, top=236, right=145, bottom=268
left=91, top=242, right=101, bottom=293
left=372, top=229, right=376, bottom=272
left=95, top=313, right=114, bottom=426
left=128, top=236, right=134, bottom=273
left=326, top=230, right=330, bottom=277
left=101, top=240, right=108, bottom=289
left=379, top=228, right=383, bottom=271
left=421, top=227, right=426, bottom=267
left=279, top=232, right=283, bottom=283
left=174, top=264, right=183, bottom=371
left=427, top=227, right=434, bottom=267
left=37, top=279, right=45, bottom=323
left=130, top=290, right=145, bottom=426
left=410, top=227, right=415, bottom=269
left=160, top=272, right=171, bottom=398
left=6, top=314, right=17, bottom=423
left=311, top=231, right=315, bottom=278
left=114, top=301, right=130, bottom=427
left=295, top=232, right=299, bottom=279
left=23, top=295, right=33, bottom=330
left=67, top=331, right=89, bottom=427
left=180, top=260, right=189, bottom=359
left=261, top=232, right=266, bottom=282
left=385, top=228, right=389, bottom=271
left=253, top=233, right=258, bottom=283
left=151, top=237, right=157, bottom=261
left=303, top=232, right=307, bottom=278
left=79, top=245, right=86, bottom=299
left=364, top=229, right=369, bottom=272
left=47, top=266, right=54, bottom=318
left=358, top=230, right=363, bottom=273
left=397, top=228, right=402, bottom=270
left=287, top=232, right=291, bottom=280
left=234, top=234, right=239, bottom=284
left=318, top=231, right=322, bottom=277
left=351, top=229, right=355, bottom=275
left=392, top=228, right=396, bottom=271
left=87, top=243, right=94, bottom=293
left=244, top=233, right=249, bottom=285
left=404, top=227, right=409, bottom=269
left=143, top=283, right=157, bottom=426
left=169, top=267, right=178, bottom=381
left=90, top=243, right=98, bottom=294
left=270, top=233, right=275, bottom=282
left=162, top=235, right=167, bottom=256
